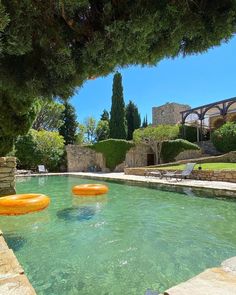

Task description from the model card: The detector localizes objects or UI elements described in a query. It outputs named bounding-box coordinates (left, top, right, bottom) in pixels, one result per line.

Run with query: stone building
left=152, top=102, right=190, bottom=125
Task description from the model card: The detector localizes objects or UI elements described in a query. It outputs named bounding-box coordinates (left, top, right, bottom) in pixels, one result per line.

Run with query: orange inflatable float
left=72, top=184, right=108, bottom=196
left=0, top=194, right=50, bottom=215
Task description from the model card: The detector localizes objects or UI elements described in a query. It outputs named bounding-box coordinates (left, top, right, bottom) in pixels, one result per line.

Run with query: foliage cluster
left=161, top=139, right=200, bottom=163
left=32, top=101, right=65, bottom=131
left=1, top=1, right=236, bottom=153
left=88, top=139, right=134, bottom=170
left=126, top=101, right=141, bottom=140
left=15, top=130, right=65, bottom=171
left=212, top=122, right=236, bottom=152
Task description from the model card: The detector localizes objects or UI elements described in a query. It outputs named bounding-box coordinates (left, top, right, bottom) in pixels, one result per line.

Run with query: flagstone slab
left=163, top=257, right=236, bottom=295
left=0, top=232, right=36, bottom=294
left=0, top=275, right=36, bottom=295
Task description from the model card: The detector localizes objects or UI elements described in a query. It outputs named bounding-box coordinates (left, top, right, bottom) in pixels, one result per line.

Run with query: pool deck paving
left=2, top=172, right=236, bottom=294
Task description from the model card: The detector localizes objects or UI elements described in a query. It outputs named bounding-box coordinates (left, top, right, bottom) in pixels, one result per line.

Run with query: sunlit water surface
left=0, top=176, right=236, bottom=295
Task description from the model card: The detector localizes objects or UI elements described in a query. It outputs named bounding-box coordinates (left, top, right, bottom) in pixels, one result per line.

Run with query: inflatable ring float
left=0, top=194, right=50, bottom=215
left=72, top=184, right=108, bottom=196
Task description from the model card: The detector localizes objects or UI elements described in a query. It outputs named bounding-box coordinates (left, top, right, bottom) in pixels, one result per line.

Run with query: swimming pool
left=1, top=175, right=236, bottom=294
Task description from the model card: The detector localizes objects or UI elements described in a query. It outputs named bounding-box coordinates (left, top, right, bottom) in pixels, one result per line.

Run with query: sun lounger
left=38, top=165, right=48, bottom=173
left=145, top=170, right=163, bottom=178
left=163, top=163, right=196, bottom=181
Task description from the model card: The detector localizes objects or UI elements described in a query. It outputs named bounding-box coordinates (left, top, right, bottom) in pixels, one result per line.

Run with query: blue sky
left=71, top=35, right=236, bottom=124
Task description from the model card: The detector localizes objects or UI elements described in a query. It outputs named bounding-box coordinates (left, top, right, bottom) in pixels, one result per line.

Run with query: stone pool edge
left=17, top=172, right=236, bottom=197
left=0, top=230, right=36, bottom=294
left=161, top=256, right=236, bottom=295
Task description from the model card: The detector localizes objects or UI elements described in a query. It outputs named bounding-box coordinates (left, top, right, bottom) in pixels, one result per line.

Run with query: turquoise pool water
left=1, top=176, right=236, bottom=295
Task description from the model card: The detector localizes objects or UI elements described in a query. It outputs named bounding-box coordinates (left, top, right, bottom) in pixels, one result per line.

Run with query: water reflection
left=57, top=195, right=107, bottom=222
left=57, top=206, right=96, bottom=222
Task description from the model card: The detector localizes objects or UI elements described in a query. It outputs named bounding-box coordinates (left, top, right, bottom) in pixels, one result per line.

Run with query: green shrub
left=212, top=122, right=236, bottom=153
left=88, top=139, right=134, bottom=170
left=179, top=125, right=198, bottom=142
left=161, top=139, right=200, bottom=163
left=15, top=129, right=65, bottom=171
left=178, top=125, right=210, bottom=142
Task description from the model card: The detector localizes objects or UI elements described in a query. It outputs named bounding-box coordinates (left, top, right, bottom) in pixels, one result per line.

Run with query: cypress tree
left=59, top=102, right=77, bottom=145
left=126, top=101, right=141, bottom=140
left=109, top=72, right=127, bottom=139
left=142, top=115, right=148, bottom=128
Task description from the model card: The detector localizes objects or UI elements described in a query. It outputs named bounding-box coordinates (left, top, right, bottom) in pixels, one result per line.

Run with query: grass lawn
left=152, top=162, right=236, bottom=170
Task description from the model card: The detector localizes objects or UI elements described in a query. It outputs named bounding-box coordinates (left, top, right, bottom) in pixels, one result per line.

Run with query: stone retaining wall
left=66, top=144, right=154, bottom=172
left=0, top=157, right=16, bottom=197
left=66, top=145, right=107, bottom=172
left=153, top=151, right=236, bottom=168
left=124, top=167, right=236, bottom=183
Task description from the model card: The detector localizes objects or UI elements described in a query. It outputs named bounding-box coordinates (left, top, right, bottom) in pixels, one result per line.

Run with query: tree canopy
left=1, top=0, right=236, bottom=154
left=32, top=101, right=65, bottom=131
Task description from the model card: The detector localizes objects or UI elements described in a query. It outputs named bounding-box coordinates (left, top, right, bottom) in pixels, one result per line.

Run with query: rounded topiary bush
left=88, top=139, right=134, bottom=170
left=212, top=122, right=236, bottom=153
left=161, top=139, right=199, bottom=163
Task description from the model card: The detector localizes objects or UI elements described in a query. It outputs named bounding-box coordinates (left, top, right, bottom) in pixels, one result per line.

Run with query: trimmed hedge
left=212, top=122, right=236, bottom=153
left=88, top=139, right=134, bottom=170
left=178, top=125, right=210, bottom=142
left=161, top=139, right=200, bottom=163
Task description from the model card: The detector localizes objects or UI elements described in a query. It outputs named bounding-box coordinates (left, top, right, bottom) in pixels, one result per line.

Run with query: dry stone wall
left=0, top=157, right=16, bottom=197
left=124, top=167, right=236, bottom=183
left=66, top=145, right=107, bottom=172
left=125, top=144, right=154, bottom=167
left=66, top=144, right=155, bottom=172
left=175, top=149, right=204, bottom=161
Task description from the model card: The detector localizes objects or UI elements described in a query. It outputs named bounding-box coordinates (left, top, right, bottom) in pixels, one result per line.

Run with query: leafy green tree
left=1, top=1, right=236, bottom=154
left=212, top=122, right=236, bottom=152
left=59, top=102, right=77, bottom=145
left=84, top=117, right=97, bottom=143
left=15, top=130, right=64, bottom=171
left=76, top=124, right=86, bottom=144
left=126, top=101, right=141, bottom=140
left=32, top=101, right=65, bottom=131
left=133, top=125, right=179, bottom=163
left=142, top=115, right=148, bottom=128
left=109, top=72, right=127, bottom=139
left=96, top=120, right=110, bottom=141
left=100, top=110, right=109, bottom=122
left=14, top=131, right=41, bottom=169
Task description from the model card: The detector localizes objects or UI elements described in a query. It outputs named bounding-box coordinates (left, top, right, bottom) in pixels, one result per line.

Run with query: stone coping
left=0, top=231, right=36, bottom=295
left=16, top=172, right=236, bottom=197
left=161, top=257, right=236, bottom=295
